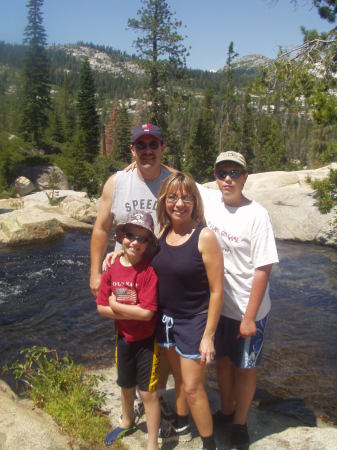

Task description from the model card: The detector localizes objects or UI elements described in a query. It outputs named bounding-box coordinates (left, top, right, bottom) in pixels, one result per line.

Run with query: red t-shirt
left=96, top=256, right=158, bottom=342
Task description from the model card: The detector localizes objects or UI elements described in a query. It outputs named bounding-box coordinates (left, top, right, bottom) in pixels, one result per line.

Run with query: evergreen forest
left=0, top=0, right=336, bottom=198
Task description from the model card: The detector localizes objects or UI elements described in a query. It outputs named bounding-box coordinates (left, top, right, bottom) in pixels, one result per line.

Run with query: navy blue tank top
left=152, top=223, right=210, bottom=318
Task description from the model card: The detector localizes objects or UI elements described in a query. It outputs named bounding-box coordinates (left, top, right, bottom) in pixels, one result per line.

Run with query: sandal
left=104, top=423, right=137, bottom=446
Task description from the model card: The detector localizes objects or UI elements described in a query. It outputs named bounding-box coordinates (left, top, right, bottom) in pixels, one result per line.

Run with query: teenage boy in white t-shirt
left=199, top=151, right=279, bottom=448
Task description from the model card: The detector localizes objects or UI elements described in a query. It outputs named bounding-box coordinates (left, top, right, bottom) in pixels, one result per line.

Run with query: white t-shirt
left=198, top=185, right=279, bottom=321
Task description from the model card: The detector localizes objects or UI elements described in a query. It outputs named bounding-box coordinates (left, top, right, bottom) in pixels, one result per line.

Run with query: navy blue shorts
left=214, top=315, right=268, bottom=368
left=115, top=334, right=159, bottom=392
left=156, top=312, right=207, bottom=359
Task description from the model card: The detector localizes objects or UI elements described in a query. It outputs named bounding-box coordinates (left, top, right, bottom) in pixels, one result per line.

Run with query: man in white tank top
left=90, top=123, right=170, bottom=297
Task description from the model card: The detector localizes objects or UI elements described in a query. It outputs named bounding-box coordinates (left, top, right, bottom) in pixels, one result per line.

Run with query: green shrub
left=309, top=169, right=337, bottom=214
left=2, top=346, right=118, bottom=448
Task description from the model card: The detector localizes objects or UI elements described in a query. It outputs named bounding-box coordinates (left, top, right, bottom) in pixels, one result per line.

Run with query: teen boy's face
left=122, top=224, right=150, bottom=261
left=214, top=162, right=248, bottom=207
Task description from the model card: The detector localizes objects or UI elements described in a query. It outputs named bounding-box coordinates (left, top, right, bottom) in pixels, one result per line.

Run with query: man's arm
left=239, top=264, right=273, bottom=338
left=90, top=175, right=115, bottom=297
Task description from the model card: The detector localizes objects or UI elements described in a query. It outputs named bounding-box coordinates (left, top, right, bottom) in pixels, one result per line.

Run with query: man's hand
left=102, top=251, right=122, bottom=271
left=90, top=272, right=101, bottom=298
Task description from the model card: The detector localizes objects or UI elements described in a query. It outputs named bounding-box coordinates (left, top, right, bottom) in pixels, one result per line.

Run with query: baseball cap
left=115, top=210, right=158, bottom=255
left=131, top=123, right=163, bottom=144
left=214, top=151, right=247, bottom=170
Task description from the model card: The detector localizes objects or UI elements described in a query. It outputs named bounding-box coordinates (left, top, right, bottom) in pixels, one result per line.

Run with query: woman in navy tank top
left=152, top=172, right=224, bottom=449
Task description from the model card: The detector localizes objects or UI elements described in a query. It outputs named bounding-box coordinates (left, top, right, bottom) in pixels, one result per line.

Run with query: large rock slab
left=204, top=163, right=337, bottom=247
left=0, top=208, right=65, bottom=245
left=19, top=165, right=69, bottom=191
left=0, top=380, right=72, bottom=450
left=0, top=191, right=95, bottom=246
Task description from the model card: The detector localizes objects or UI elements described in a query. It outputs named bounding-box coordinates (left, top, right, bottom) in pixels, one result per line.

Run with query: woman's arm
left=198, top=228, right=224, bottom=365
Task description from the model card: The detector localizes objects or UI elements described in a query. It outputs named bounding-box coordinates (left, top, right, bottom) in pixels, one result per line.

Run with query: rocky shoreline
left=1, top=164, right=336, bottom=248
left=1, top=367, right=337, bottom=450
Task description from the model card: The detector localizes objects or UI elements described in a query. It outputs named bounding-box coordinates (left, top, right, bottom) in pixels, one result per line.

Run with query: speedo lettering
left=125, top=199, right=157, bottom=212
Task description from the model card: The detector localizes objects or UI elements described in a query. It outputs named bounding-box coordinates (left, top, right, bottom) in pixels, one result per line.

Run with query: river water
left=0, top=231, right=336, bottom=425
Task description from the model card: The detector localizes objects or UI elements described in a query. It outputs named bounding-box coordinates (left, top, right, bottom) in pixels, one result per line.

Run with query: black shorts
left=156, top=312, right=207, bottom=359
left=115, top=334, right=159, bottom=392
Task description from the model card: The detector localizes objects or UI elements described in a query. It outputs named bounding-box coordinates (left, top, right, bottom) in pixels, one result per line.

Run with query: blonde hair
left=156, top=172, right=205, bottom=231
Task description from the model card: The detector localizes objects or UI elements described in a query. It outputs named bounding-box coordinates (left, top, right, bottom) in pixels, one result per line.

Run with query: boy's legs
left=140, top=390, right=160, bottom=450
left=215, top=357, right=256, bottom=424
left=120, top=386, right=136, bottom=427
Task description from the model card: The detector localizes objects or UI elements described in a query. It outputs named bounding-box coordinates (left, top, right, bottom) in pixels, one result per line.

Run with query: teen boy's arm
left=239, top=264, right=272, bottom=338
left=90, top=174, right=115, bottom=297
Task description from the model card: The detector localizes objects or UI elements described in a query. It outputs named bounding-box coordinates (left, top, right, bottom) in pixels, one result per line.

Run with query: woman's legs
left=180, top=357, right=213, bottom=438
left=163, top=347, right=189, bottom=416
left=140, top=390, right=160, bottom=450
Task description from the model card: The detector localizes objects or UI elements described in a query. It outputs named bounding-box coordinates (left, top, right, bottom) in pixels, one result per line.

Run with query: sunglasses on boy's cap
left=131, top=123, right=163, bottom=144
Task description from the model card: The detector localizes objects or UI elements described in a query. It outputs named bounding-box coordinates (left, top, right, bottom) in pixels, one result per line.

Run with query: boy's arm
left=97, top=304, right=126, bottom=320
left=239, top=264, right=273, bottom=338
left=109, top=293, right=154, bottom=321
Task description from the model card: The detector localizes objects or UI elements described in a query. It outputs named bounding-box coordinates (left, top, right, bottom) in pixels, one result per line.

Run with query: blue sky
left=1, top=0, right=332, bottom=71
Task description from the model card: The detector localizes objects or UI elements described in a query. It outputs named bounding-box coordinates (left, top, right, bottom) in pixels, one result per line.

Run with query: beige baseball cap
left=215, top=151, right=247, bottom=170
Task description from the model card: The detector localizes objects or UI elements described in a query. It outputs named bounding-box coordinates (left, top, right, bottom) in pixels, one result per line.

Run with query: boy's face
left=122, top=224, right=151, bottom=261
left=214, top=162, right=248, bottom=207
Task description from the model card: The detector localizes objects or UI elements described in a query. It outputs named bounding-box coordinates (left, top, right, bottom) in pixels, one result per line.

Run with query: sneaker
left=212, top=410, right=234, bottom=427
left=158, top=421, right=192, bottom=443
left=159, top=395, right=175, bottom=423
left=230, top=423, right=250, bottom=449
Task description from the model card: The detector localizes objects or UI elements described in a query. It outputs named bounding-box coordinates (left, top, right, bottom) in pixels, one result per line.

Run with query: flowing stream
left=0, top=231, right=336, bottom=425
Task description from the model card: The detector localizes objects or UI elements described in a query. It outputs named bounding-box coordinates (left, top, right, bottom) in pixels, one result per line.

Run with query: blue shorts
left=156, top=312, right=207, bottom=359
left=214, top=315, right=268, bottom=368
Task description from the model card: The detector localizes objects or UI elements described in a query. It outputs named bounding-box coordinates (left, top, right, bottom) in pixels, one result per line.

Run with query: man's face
left=214, top=162, right=248, bottom=206
left=130, top=135, right=165, bottom=172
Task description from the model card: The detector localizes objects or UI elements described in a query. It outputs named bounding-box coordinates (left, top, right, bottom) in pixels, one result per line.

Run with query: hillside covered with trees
left=0, top=0, right=336, bottom=198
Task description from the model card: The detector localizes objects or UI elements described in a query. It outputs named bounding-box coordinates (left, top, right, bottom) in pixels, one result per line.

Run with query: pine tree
left=219, top=41, right=239, bottom=152
left=128, top=0, right=188, bottom=129
left=77, top=58, right=100, bottom=162
left=186, top=87, right=217, bottom=182
left=21, top=0, right=51, bottom=144
left=113, top=102, right=131, bottom=162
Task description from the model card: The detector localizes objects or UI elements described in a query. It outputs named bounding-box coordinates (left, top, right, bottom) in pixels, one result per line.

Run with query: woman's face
left=165, top=185, right=194, bottom=224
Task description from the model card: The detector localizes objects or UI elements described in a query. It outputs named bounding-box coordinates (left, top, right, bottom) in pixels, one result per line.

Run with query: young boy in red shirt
left=96, top=210, right=160, bottom=450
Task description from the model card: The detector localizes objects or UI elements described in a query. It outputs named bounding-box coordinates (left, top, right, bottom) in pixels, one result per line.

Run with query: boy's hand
left=108, top=292, right=117, bottom=308
left=237, top=317, right=256, bottom=339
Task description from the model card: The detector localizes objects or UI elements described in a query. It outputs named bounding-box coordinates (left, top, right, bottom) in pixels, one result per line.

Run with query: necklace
left=166, top=227, right=195, bottom=246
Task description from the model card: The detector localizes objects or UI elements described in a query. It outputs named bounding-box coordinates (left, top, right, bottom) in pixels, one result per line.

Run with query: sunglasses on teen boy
left=215, top=169, right=243, bottom=180
left=124, top=231, right=149, bottom=244
left=166, top=194, right=194, bottom=204
left=134, top=140, right=160, bottom=151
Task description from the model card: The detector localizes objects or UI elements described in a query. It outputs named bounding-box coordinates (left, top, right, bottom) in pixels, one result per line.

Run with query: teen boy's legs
left=214, top=315, right=268, bottom=445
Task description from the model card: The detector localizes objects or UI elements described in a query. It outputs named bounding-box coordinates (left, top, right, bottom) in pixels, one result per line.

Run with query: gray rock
left=0, top=380, right=72, bottom=450
left=14, top=177, right=35, bottom=196
left=19, top=165, right=69, bottom=191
